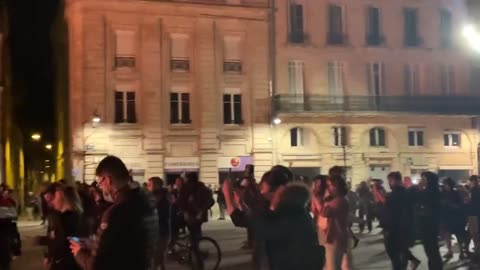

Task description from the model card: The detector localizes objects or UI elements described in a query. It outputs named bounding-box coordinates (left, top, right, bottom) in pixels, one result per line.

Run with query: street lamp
left=92, top=111, right=101, bottom=124
left=463, top=24, right=480, bottom=52
left=273, top=117, right=282, bottom=125
left=45, top=144, right=53, bottom=150
left=31, top=133, right=41, bottom=141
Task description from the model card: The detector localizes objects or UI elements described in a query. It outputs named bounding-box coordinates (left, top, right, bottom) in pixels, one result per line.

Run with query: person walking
left=379, top=172, right=420, bottom=270
left=466, top=175, right=480, bottom=259
left=312, top=174, right=352, bottom=270
left=178, top=172, right=214, bottom=270
left=70, top=156, right=159, bottom=270
left=440, top=177, right=467, bottom=260
left=356, top=181, right=373, bottom=233
left=311, top=175, right=329, bottom=246
left=413, top=172, right=443, bottom=270
left=147, top=177, right=170, bottom=270
left=215, top=184, right=226, bottom=220
left=46, top=185, right=84, bottom=270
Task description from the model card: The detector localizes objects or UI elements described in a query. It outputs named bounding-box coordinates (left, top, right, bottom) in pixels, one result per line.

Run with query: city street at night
left=11, top=219, right=478, bottom=270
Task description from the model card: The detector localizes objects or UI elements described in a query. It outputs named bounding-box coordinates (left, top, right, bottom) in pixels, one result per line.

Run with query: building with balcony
left=65, top=0, right=272, bottom=184
left=273, top=0, right=480, bottom=185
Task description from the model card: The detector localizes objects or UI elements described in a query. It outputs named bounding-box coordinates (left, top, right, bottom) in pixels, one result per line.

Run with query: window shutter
left=378, top=128, right=386, bottom=146
left=291, top=128, right=298, bottom=147
left=408, top=131, right=415, bottom=146
left=340, top=127, right=347, bottom=146
left=170, top=93, right=179, bottom=124
left=223, top=94, right=232, bottom=124
left=171, top=35, right=189, bottom=60
left=417, top=131, right=424, bottom=146
left=181, top=93, right=191, bottom=124
left=369, top=128, right=376, bottom=146
left=224, top=37, right=241, bottom=62
left=114, top=91, right=124, bottom=123
left=404, top=64, right=412, bottom=95
left=233, top=94, right=243, bottom=124
left=115, top=30, right=136, bottom=57
left=126, top=92, right=136, bottom=123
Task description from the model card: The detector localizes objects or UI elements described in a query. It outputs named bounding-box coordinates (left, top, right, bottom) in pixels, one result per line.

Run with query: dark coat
left=250, top=184, right=324, bottom=270
left=178, top=182, right=214, bottom=224
left=75, top=187, right=159, bottom=270
left=151, top=188, right=170, bottom=236
left=48, top=211, right=83, bottom=270
left=380, top=186, right=414, bottom=248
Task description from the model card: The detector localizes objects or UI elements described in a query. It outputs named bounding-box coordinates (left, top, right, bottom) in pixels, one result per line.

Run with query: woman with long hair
left=313, top=174, right=351, bottom=270
left=47, top=185, right=84, bottom=270
left=311, top=175, right=329, bottom=244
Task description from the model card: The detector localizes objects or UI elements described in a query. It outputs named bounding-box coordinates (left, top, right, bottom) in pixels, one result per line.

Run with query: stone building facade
left=273, top=0, right=480, bottom=185
left=65, top=0, right=272, bottom=184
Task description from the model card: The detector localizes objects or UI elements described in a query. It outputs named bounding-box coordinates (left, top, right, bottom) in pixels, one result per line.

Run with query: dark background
left=8, top=0, right=59, bottom=141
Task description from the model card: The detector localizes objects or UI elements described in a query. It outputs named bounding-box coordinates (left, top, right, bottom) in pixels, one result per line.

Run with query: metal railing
left=273, top=94, right=480, bottom=115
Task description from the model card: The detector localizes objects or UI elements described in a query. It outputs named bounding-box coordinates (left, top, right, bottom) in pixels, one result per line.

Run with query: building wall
left=66, top=0, right=272, bottom=184
left=274, top=0, right=478, bottom=185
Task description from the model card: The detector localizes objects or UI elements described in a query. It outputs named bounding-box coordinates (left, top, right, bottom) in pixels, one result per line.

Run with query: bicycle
left=168, top=232, right=221, bottom=270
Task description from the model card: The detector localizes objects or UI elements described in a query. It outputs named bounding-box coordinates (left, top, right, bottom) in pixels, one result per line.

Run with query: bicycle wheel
left=190, top=236, right=221, bottom=270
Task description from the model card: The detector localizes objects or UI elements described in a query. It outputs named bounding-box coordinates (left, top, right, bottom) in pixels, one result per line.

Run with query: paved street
left=11, top=219, right=479, bottom=270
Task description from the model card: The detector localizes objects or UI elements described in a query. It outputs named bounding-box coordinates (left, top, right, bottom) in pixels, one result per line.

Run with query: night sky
left=8, top=0, right=59, bottom=141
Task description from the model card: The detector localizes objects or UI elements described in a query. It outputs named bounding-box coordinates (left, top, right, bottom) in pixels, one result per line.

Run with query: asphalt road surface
left=11, top=219, right=479, bottom=270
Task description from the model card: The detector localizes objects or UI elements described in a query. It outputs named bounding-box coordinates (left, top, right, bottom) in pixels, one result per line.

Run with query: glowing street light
left=31, top=133, right=41, bottom=141
left=273, top=117, right=282, bottom=125
left=45, top=144, right=53, bottom=150
left=463, top=24, right=480, bottom=52
left=92, top=111, right=101, bottom=124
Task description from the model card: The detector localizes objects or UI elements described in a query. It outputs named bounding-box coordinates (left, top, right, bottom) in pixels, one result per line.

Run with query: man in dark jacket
left=223, top=165, right=295, bottom=270
left=178, top=172, right=214, bottom=270
left=380, top=172, right=420, bottom=270
left=70, top=156, right=159, bottom=270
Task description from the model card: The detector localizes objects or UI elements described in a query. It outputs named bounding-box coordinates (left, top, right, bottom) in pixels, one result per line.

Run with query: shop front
left=217, top=156, right=253, bottom=184
left=438, top=166, right=472, bottom=183
left=164, top=157, right=200, bottom=185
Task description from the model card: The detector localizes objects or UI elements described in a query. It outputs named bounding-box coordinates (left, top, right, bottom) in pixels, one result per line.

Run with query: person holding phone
left=47, top=185, right=84, bottom=270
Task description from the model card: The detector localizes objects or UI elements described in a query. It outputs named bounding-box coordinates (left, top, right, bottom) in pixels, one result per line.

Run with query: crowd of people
left=2, top=155, right=480, bottom=270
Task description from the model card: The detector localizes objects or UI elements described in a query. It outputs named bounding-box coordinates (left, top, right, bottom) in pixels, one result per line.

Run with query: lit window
left=444, top=132, right=461, bottom=147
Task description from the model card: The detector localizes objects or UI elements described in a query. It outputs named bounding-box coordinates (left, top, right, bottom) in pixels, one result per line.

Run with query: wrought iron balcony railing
left=273, top=95, right=480, bottom=115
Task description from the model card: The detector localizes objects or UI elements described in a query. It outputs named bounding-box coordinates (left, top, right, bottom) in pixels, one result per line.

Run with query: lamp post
left=80, top=111, right=101, bottom=182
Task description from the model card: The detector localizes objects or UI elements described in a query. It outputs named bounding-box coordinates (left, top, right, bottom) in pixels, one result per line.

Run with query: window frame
left=170, top=92, right=191, bottom=125
left=443, top=131, right=461, bottom=148
left=404, top=7, right=421, bottom=47
left=288, top=2, right=305, bottom=43
left=408, top=128, right=425, bottom=147
left=290, top=127, right=304, bottom=148
left=370, top=127, right=386, bottom=147
left=223, top=92, right=243, bottom=125
left=366, top=6, right=383, bottom=46
left=114, top=90, right=137, bottom=124
left=327, top=4, right=346, bottom=45
left=333, top=126, right=347, bottom=147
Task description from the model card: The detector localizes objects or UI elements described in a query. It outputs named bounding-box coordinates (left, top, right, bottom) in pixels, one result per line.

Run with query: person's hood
left=276, top=183, right=311, bottom=210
